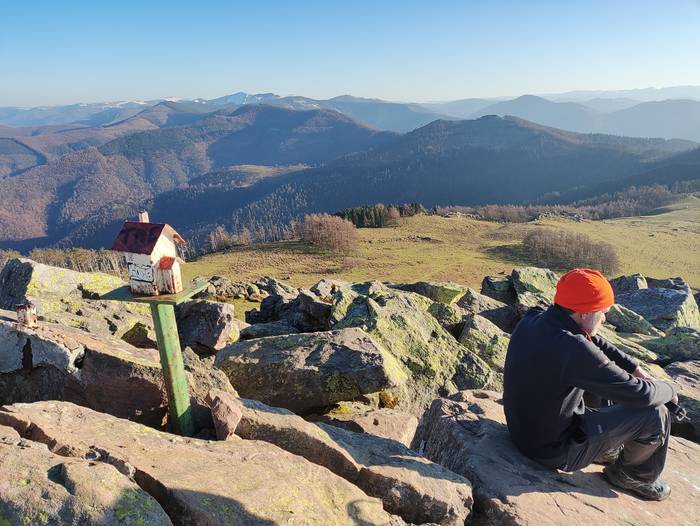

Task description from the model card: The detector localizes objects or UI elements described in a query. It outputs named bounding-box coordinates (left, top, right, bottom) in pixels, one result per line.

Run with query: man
left=503, top=268, right=678, bottom=501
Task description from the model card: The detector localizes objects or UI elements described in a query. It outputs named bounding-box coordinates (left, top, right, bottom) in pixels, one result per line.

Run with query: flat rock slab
left=222, top=394, right=472, bottom=525
left=312, top=402, right=419, bottom=447
left=0, top=401, right=399, bottom=526
left=616, top=288, right=700, bottom=332
left=412, top=390, right=700, bottom=526
left=0, top=424, right=172, bottom=525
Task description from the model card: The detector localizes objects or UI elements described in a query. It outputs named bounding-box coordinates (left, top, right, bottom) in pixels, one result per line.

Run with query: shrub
left=300, top=214, right=358, bottom=254
left=522, top=228, right=620, bottom=275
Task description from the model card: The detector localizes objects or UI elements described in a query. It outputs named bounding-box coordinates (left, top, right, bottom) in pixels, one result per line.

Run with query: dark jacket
left=503, top=304, right=676, bottom=462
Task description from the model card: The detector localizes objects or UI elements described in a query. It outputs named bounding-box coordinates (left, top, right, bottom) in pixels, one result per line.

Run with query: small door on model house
left=111, top=214, right=186, bottom=296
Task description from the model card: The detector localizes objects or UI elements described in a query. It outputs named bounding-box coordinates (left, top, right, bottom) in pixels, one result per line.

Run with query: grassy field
left=185, top=195, right=700, bottom=291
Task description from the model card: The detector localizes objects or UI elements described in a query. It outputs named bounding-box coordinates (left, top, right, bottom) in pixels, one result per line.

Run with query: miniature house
left=111, top=212, right=186, bottom=296
left=16, top=303, right=38, bottom=328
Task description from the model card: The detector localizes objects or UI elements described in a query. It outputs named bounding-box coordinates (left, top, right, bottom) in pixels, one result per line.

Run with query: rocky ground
left=0, top=257, right=699, bottom=525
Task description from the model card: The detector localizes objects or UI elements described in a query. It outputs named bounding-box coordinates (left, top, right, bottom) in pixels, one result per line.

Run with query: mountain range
left=1, top=102, right=698, bottom=252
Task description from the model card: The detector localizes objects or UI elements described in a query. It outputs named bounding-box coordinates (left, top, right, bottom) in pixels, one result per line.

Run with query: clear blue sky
left=1, top=0, right=699, bottom=106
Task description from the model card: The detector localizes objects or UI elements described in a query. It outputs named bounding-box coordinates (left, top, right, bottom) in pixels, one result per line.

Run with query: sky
left=1, top=0, right=699, bottom=107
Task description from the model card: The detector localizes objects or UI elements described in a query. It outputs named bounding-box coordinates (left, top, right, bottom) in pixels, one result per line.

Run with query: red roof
left=111, top=221, right=185, bottom=255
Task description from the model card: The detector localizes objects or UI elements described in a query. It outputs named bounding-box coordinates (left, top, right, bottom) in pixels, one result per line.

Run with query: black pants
left=563, top=403, right=670, bottom=482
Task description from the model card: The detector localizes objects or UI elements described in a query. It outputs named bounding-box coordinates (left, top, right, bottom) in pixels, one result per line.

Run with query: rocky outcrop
left=665, top=360, right=699, bottom=440
left=605, top=304, right=664, bottom=336
left=389, top=281, right=467, bottom=304
left=204, top=275, right=268, bottom=302
left=510, top=267, right=558, bottom=317
left=309, top=401, right=419, bottom=447
left=456, top=288, right=519, bottom=332
left=610, top=273, right=648, bottom=295
left=208, top=392, right=472, bottom=524
left=0, top=311, right=235, bottom=432
left=458, top=315, right=511, bottom=377
left=0, top=424, right=172, bottom=525
left=480, top=275, right=516, bottom=305
left=333, top=281, right=492, bottom=414
left=427, top=301, right=463, bottom=336
left=239, top=319, right=299, bottom=339
left=412, top=390, right=700, bottom=526
left=638, top=327, right=700, bottom=363
left=215, top=327, right=404, bottom=413
left=616, top=287, right=700, bottom=331
left=246, top=286, right=332, bottom=332
left=0, top=401, right=399, bottom=525
left=175, top=299, right=237, bottom=352
left=0, top=258, right=154, bottom=344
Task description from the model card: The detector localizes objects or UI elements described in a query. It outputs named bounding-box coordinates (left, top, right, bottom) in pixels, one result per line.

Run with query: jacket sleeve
left=561, top=336, right=676, bottom=407
left=591, top=335, right=638, bottom=374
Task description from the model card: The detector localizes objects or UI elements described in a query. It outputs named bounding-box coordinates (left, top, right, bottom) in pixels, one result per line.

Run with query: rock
left=175, top=299, right=236, bottom=352
left=215, top=327, right=405, bottom=413
left=0, top=424, right=172, bottom=526
left=310, top=278, right=353, bottom=301
left=0, top=401, right=398, bottom=525
left=596, top=325, right=660, bottom=364
left=412, top=390, right=700, bottom=526
left=240, top=319, right=299, bottom=339
left=514, top=290, right=552, bottom=317
left=0, top=310, right=236, bottom=433
left=246, top=286, right=332, bottom=332
left=389, top=281, right=468, bottom=304
left=605, top=304, right=664, bottom=336
left=333, top=281, right=492, bottom=414
left=616, top=287, right=700, bottom=331
left=0, top=258, right=153, bottom=343
left=480, top=275, right=516, bottom=305
left=427, top=301, right=463, bottom=336
left=206, top=389, right=243, bottom=439
left=120, top=321, right=157, bottom=348
left=223, top=395, right=472, bottom=524
left=609, top=273, right=648, bottom=295
left=456, top=288, right=519, bottom=333
left=205, top=275, right=251, bottom=300
left=646, top=276, right=691, bottom=293
left=665, top=360, right=700, bottom=440
left=255, top=276, right=296, bottom=295
left=511, top=267, right=558, bottom=297
left=458, top=315, right=510, bottom=375
left=640, top=327, right=700, bottom=363
left=310, top=402, right=420, bottom=447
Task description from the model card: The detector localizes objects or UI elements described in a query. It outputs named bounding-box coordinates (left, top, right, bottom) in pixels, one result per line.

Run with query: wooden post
left=150, top=302, right=194, bottom=436
left=100, top=279, right=208, bottom=437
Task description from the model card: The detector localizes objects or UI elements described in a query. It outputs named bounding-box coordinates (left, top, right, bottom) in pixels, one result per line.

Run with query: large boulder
left=480, top=275, right=516, bottom=305
left=389, top=281, right=468, bottom=304
left=646, top=276, right=691, bottom=293
left=215, top=327, right=405, bottom=413
left=456, top=288, right=519, bottom=333
left=0, top=424, right=172, bottom=525
left=239, top=319, right=299, bottom=339
left=511, top=267, right=558, bottom=297
left=412, top=390, right=700, bottom=526
left=605, top=304, right=664, bottom=336
left=0, top=258, right=153, bottom=344
left=596, top=325, right=660, bottom=364
left=209, top=392, right=472, bottom=525
left=609, top=273, right=648, bottom=295
left=0, top=401, right=398, bottom=525
left=175, top=299, right=237, bottom=352
left=458, top=315, right=511, bottom=376
left=616, top=287, right=700, bottom=332
left=309, top=401, right=420, bottom=447
left=0, top=310, right=235, bottom=433
left=427, top=301, right=463, bottom=336
left=333, top=281, right=493, bottom=414
left=665, top=360, right=700, bottom=440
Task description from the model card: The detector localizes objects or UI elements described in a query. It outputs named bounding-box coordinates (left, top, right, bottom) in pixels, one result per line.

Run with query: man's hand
left=671, top=393, right=679, bottom=405
left=632, top=366, right=650, bottom=379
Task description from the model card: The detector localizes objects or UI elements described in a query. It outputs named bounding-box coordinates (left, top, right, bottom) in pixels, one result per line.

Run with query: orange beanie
left=554, top=268, right=615, bottom=313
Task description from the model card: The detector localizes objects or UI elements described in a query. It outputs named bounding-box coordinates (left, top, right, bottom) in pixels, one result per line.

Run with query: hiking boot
left=593, top=444, right=623, bottom=465
left=603, top=463, right=671, bottom=501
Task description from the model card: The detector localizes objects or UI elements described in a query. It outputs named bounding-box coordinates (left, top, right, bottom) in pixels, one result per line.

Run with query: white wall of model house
left=125, top=235, right=179, bottom=295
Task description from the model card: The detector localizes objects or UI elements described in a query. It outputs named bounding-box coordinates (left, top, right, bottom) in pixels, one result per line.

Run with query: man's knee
left=639, top=404, right=669, bottom=440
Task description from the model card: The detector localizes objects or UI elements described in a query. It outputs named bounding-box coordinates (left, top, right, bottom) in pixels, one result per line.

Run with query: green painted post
left=150, top=302, right=194, bottom=437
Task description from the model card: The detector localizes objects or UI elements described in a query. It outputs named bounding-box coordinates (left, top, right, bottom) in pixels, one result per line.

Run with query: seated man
left=503, top=268, right=677, bottom=501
